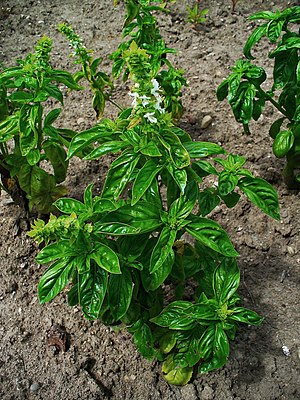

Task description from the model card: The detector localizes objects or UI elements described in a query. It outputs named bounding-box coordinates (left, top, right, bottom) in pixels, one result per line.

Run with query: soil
left=0, top=0, right=299, bottom=399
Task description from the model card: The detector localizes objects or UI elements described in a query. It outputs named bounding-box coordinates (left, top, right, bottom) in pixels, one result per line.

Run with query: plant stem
left=108, top=97, right=124, bottom=111
left=253, top=84, right=290, bottom=119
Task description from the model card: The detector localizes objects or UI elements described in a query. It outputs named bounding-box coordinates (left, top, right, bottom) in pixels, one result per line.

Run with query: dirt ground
left=0, top=0, right=299, bottom=399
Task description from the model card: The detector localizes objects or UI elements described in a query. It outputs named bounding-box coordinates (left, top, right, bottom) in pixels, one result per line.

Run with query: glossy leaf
left=184, top=142, right=225, bottom=158
left=84, top=140, right=127, bottom=160
left=168, top=180, right=198, bottom=221
left=131, top=159, right=163, bottom=205
left=213, top=258, right=240, bottom=304
left=186, top=216, right=239, bottom=258
left=162, top=354, right=193, bottom=386
left=198, top=189, right=220, bottom=217
left=150, top=227, right=176, bottom=274
left=218, top=171, right=239, bottom=197
left=78, top=265, right=108, bottom=320
left=151, top=301, right=197, bottom=330
left=43, top=141, right=68, bottom=184
left=54, top=198, right=86, bottom=214
left=44, top=108, right=62, bottom=127
left=108, top=267, right=133, bottom=320
left=238, top=176, right=280, bottom=220
left=90, top=243, right=121, bottom=274
left=229, top=307, right=263, bottom=325
left=159, top=131, right=190, bottom=168
left=38, top=258, right=74, bottom=303
left=243, top=24, right=268, bottom=59
left=142, top=251, right=174, bottom=291
left=272, top=130, right=294, bottom=158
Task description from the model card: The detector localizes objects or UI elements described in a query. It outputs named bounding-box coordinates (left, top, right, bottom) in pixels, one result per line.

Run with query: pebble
left=180, top=383, right=198, bottom=399
left=30, top=382, right=40, bottom=392
left=201, top=384, right=214, bottom=400
left=201, top=115, right=213, bottom=129
left=77, top=117, right=85, bottom=125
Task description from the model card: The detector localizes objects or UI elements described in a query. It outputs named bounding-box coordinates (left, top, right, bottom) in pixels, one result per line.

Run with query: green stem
left=108, top=97, right=124, bottom=111
left=253, top=84, right=290, bottom=119
left=0, top=142, right=8, bottom=157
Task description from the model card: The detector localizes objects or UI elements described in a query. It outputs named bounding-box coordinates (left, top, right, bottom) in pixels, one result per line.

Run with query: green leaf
left=38, top=258, right=74, bottom=303
left=84, top=140, right=127, bottom=160
left=36, top=241, right=73, bottom=264
left=269, top=117, right=285, bottom=139
left=151, top=301, right=197, bottom=330
left=166, top=163, right=187, bottom=194
left=90, top=243, right=121, bottom=274
left=162, top=354, right=193, bottom=386
left=44, top=108, right=62, bottom=127
left=186, top=216, right=239, bottom=258
left=96, top=201, right=162, bottom=235
left=272, top=130, right=294, bottom=158
left=108, top=267, right=133, bottom=320
left=131, top=321, right=155, bottom=359
left=216, top=79, right=229, bottom=101
left=26, top=149, right=40, bottom=166
left=150, top=227, right=176, bottom=274
left=10, top=91, right=34, bottom=102
left=92, top=90, right=105, bottom=118
left=54, top=198, right=86, bottom=214
left=229, top=307, right=263, bottom=325
left=131, top=159, right=163, bottom=205
left=43, top=141, right=68, bottom=183
left=198, top=324, right=229, bottom=373
left=93, top=198, right=118, bottom=213
left=142, top=251, right=174, bottom=291
left=184, top=142, right=225, bottom=158
left=51, top=69, right=83, bottom=90
left=84, top=183, right=93, bottom=209
left=213, top=258, right=240, bottom=304
left=19, top=104, right=38, bottom=156
left=168, top=180, right=198, bottom=221
left=45, top=83, right=64, bottom=104
left=218, top=171, right=239, bottom=197
left=266, top=19, right=285, bottom=42
left=159, top=131, right=190, bottom=169
left=243, top=24, right=268, bottom=59
left=238, top=176, right=280, bottom=220
left=198, top=189, right=220, bottom=216
left=102, top=152, right=140, bottom=200
left=78, top=264, right=108, bottom=320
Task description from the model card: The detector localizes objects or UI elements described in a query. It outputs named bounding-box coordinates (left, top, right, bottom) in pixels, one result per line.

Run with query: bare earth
left=0, top=1, right=299, bottom=399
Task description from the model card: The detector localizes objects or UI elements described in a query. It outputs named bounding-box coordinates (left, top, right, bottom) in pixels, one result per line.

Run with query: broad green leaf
left=151, top=301, right=197, bottom=330
left=266, top=19, right=285, bottom=42
left=218, top=171, right=239, bottom=197
left=229, top=307, right=263, bottom=325
left=78, top=265, right=108, bottom=320
left=108, top=267, right=133, bottom=320
left=159, top=131, right=190, bottom=169
left=186, top=216, right=239, bottom=258
left=54, top=198, right=86, bottom=214
left=51, top=69, right=83, bottom=90
left=213, top=258, right=240, bottom=304
left=102, top=153, right=140, bottom=200
left=44, top=108, right=62, bottom=127
left=166, top=163, right=187, bottom=194
left=96, top=201, right=162, bottom=235
left=269, top=117, right=285, bottom=139
left=198, top=324, right=229, bottom=373
left=216, top=79, right=229, bottom=101
left=26, top=149, right=40, bottom=166
left=90, top=243, right=121, bottom=274
left=36, top=241, right=73, bottom=264
left=84, top=183, right=93, bottom=209
left=10, top=91, right=34, bottom=102
left=130, top=320, right=155, bottom=359
left=117, top=233, right=149, bottom=261
left=93, top=198, right=118, bottom=213
left=243, top=24, right=268, bottom=59
left=38, top=258, right=74, bottom=304
left=198, top=189, right=220, bottom=217
left=19, top=104, right=38, bottom=156
left=238, top=176, right=280, bottom=220
left=43, top=141, right=68, bottom=183
left=92, top=90, right=105, bottom=118
left=131, top=159, right=163, bottom=205
left=45, top=83, right=64, bottom=104
left=67, top=123, right=114, bottom=159
left=0, top=114, right=19, bottom=142
left=150, top=227, right=176, bottom=274
left=168, top=180, right=198, bottom=221
left=184, top=142, right=225, bottom=158
left=84, top=141, right=127, bottom=160
left=162, top=354, right=193, bottom=386
left=272, top=130, right=294, bottom=158
left=142, top=251, right=174, bottom=291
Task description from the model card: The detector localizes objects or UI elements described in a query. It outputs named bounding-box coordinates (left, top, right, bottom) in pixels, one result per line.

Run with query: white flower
left=154, top=102, right=165, bottom=114
left=144, top=112, right=157, bottom=124
left=151, top=78, right=161, bottom=95
left=128, top=91, right=139, bottom=108
left=140, top=95, right=150, bottom=107
left=282, top=345, right=291, bottom=357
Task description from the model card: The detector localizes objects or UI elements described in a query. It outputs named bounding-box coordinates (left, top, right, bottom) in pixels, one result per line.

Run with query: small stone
left=77, top=117, right=85, bottom=125
left=201, top=384, right=214, bottom=400
left=201, top=115, right=213, bottom=129
left=30, top=382, right=40, bottom=392
left=191, top=93, right=198, bottom=100
left=180, top=384, right=197, bottom=400
left=287, top=246, right=295, bottom=256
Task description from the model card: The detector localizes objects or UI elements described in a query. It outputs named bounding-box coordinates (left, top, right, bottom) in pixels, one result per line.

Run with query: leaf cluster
left=217, top=6, right=300, bottom=187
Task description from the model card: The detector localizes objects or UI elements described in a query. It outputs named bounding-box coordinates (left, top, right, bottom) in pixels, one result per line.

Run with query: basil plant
left=29, top=0, right=280, bottom=386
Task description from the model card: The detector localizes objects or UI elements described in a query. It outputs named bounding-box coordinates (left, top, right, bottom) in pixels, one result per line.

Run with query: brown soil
left=0, top=1, right=299, bottom=399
